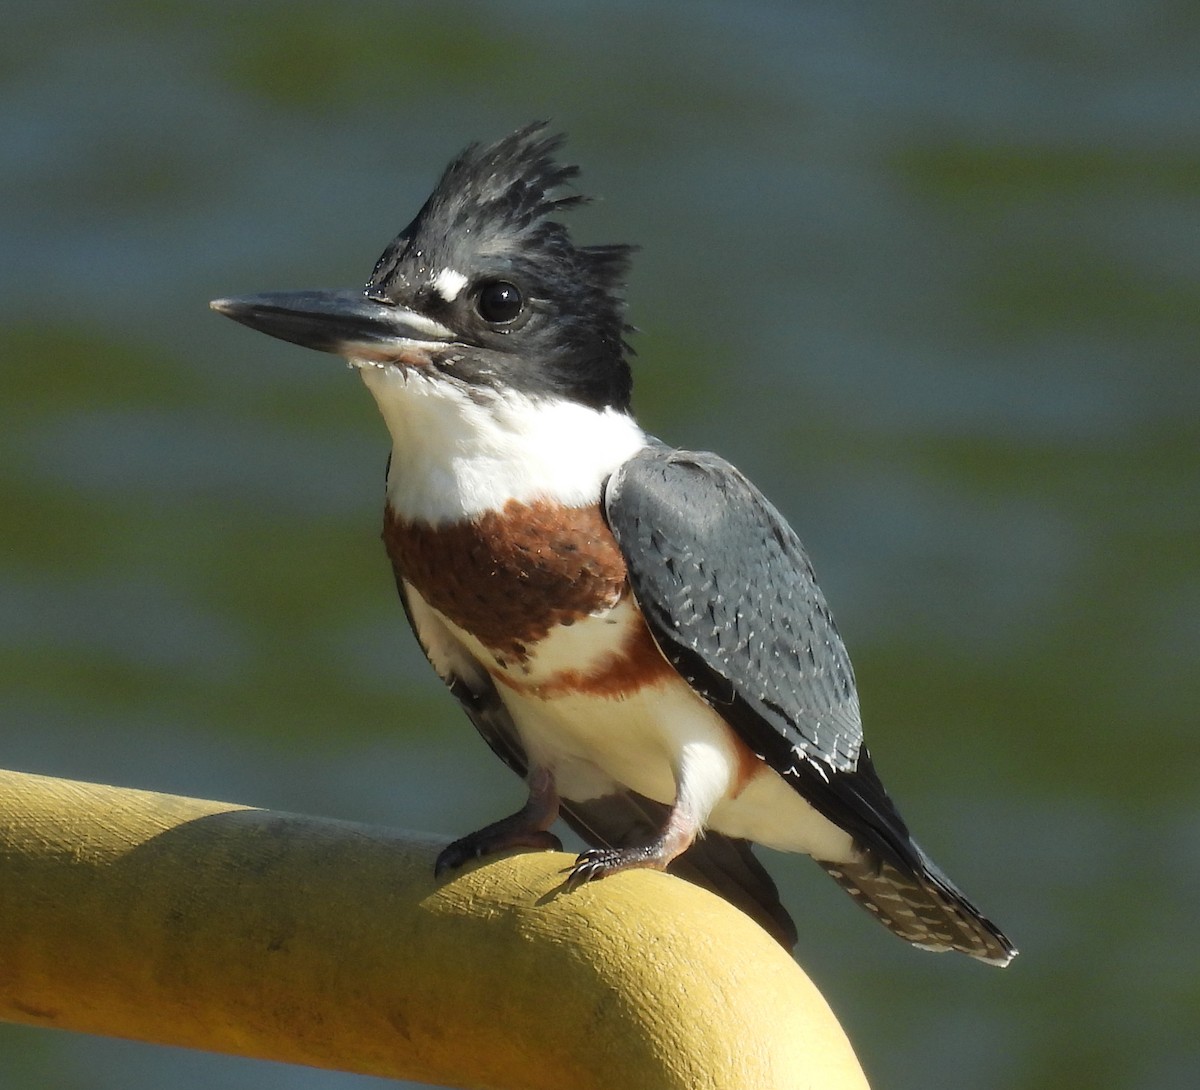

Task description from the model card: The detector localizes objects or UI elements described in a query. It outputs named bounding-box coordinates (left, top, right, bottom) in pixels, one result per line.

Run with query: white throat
left=355, top=362, right=648, bottom=523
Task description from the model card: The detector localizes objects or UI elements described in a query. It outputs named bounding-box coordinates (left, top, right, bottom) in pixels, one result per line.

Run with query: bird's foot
left=564, top=842, right=673, bottom=892
left=435, top=766, right=562, bottom=878
left=435, top=823, right=563, bottom=878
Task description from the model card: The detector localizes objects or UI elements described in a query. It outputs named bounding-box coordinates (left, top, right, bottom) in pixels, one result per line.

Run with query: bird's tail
left=818, top=850, right=1017, bottom=966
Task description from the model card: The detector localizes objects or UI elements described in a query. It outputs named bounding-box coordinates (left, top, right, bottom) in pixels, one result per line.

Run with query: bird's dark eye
left=475, top=280, right=523, bottom=324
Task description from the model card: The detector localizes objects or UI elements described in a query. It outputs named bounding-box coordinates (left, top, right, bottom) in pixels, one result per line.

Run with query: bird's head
left=212, top=123, right=635, bottom=414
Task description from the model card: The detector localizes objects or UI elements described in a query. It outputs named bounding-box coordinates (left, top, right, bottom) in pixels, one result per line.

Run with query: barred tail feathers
left=818, top=850, right=1016, bottom=966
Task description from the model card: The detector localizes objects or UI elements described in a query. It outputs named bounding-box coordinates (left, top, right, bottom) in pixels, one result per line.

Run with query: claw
left=436, top=828, right=563, bottom=878
left=564, top=844, right=665, bottom=891
left=436, top=766, right=562, bottom=879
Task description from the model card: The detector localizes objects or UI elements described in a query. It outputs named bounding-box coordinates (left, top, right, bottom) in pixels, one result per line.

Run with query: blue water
left=2, top=3, right=1197, bottom=1088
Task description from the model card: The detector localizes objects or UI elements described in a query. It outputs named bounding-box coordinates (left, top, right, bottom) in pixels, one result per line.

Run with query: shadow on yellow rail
left=0, top=767, right=868, bottom=1089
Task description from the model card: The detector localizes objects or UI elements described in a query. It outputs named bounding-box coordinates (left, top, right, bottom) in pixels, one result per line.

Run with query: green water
left=2, top=3, right=1197, bottom=1088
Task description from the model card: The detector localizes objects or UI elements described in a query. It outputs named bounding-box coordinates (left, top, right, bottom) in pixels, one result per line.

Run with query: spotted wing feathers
left=603, top=445, right=863, bottom=776
left=605, top=445, right=1017, bottom=964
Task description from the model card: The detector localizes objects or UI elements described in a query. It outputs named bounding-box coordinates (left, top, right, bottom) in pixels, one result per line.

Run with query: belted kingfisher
left=212, top=123, right=1016, bottom=965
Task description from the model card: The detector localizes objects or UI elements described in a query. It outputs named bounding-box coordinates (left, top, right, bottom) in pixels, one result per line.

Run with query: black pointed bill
left=210, top=290, right=455, bottom=357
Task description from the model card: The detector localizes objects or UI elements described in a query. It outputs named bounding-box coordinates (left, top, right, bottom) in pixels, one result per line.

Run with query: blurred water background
left=1, top=3, right=1197, bottom=1088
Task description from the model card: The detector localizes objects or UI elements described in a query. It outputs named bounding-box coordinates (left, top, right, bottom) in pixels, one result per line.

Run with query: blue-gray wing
left=604, top=445, right=863, bottom=776
left=605, top=447, right=1018, bottom=963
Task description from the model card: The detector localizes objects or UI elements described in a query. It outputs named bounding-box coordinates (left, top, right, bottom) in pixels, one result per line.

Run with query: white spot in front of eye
left=431, top=268, right=468, bottom=302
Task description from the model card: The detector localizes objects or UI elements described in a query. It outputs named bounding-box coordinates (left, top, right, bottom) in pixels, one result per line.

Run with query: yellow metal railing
left=0, top=767, right=868, bottom=1089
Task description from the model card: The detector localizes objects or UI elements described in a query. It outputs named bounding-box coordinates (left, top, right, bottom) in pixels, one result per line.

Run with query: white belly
left=408, top=583, right=855, bottom=864
left=710, top=768, right=855, bottom=860
left=503, top=677, right=855, bottom=862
